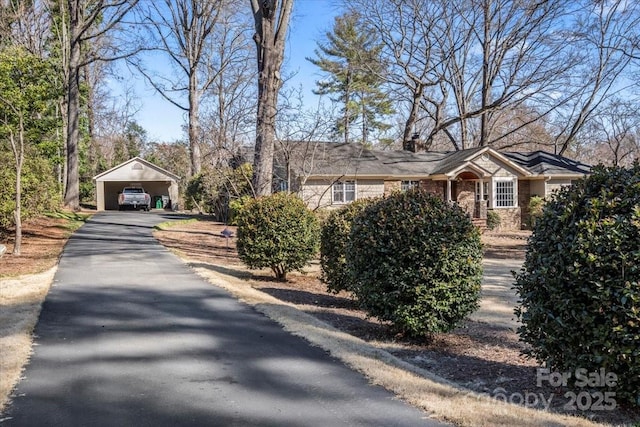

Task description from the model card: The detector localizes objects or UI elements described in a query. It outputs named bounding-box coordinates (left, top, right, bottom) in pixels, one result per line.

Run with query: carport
left=93, top=157, right=180, bottom=211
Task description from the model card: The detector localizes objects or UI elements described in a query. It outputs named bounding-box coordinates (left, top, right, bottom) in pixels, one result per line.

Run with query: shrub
left=320, top=199, right=375, bottom=294
left=514, top=164, right=640, bottom=406
left=486, top=210, right=501, bottom=230
left=347, top=190, right=483, bottom=337
left=313, top=208, right=332, bottom=225
left=236, top=192, right=320, bottom=281
left=0, top=151, right=60, bottom=232
left=228, top=195, right=251, bottom=225
left=527, top=195, right=545, bottom=228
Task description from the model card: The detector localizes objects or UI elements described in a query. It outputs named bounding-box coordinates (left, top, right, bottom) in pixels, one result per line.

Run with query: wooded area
left=1, top=0, right=639, bottom=253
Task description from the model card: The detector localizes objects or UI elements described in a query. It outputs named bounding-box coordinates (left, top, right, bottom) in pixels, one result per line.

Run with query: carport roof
left=93, top=157, right=181, bottom=182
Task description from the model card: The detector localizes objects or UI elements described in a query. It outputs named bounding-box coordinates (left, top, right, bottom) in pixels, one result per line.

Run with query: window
left=401, top=180, right=420, bottom=191
left=494, top=178, right=516, bottom=207
left=333, top=180, right=356, bottom=203
left=475, top=181, right=489, bottom=202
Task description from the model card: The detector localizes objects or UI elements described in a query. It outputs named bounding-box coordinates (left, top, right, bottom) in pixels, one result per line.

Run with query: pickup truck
left=118, top=187, right=151, bottom=211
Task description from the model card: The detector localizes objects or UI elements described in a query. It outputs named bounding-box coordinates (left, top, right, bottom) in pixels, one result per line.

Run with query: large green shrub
left=347, top=190, right=483, bottom=337
left=236, top=192, right=320, bottom=281
left=514, top=164, right=640, bottom=406
left=0, top=150, right=60, bottom=233
left=320, top=199, right=375, bottom=294
left=527, top=195, right=545, bottom=229
left=228, top=195, right=251, bottom=226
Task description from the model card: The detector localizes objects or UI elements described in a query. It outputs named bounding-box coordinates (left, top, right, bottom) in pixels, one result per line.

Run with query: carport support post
left=96, top=181, right=105, bottom=211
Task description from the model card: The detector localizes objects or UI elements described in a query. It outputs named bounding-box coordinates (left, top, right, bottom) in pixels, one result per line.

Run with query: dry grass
left=0, top=212, right=88, bottom=413
left=187, top=260, right=601, bottom=427
left=0, top=268, right=56, bottom=412
left=0, top=215, right=633, bottom=425
left=155, top=220, right=640, bottom=426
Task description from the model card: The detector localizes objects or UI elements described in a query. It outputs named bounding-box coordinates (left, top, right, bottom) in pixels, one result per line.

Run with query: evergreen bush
left=514, top=164, right=640, bottom=406
left=347, top=190, right=483, bottom=337
left=486, top=210, right=501, bottom=231
left=228, top=195, right=251, bottom=225
left=527, top=195, right=545, bottom=229
left=320, top=199, right=375, bottom=294
left=236, top=192, right=320, bottom=281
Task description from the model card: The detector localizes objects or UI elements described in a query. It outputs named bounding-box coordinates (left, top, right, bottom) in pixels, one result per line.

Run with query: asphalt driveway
left=3, top=212, right=443, bottom=426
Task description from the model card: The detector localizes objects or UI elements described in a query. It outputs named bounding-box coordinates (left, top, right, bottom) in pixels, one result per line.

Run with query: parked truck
left=118, top=187, right=151, bottom=211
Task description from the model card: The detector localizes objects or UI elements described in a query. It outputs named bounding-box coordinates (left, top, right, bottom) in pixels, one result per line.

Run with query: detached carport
left=93, top=157, right=180, bottom=211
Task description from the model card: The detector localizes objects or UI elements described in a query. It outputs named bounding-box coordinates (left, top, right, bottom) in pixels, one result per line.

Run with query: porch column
left=446, top=179, right=452, bottom=202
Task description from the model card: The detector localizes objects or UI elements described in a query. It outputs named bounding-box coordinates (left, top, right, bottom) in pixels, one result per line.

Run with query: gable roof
left=430, top=146, right=486, bottom=175
left=503, top=151, right=591, bottom=176
left=93, top=157, right=181, bottom=181
left=280, top=142, right=586, bottom=179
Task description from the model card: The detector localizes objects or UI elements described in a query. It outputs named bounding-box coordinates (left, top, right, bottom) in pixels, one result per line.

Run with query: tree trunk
left=64, top=3, right=82, bottom=211
left=188, top=73, right=202, bottom=176
left=343, top=69, right=351, bottom=144
left=251, top=0, right=294, bottom=197
left=254, top=58, right=278, bottom=196
left=479, top=0, right=491, bottom=147
left=11, top=122, right=24, bottom=256
left=403, top=84, right=423, bottom=150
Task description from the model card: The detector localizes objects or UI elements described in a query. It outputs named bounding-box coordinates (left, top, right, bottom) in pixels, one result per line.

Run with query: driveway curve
left=3, top=212, right=444, bottom=426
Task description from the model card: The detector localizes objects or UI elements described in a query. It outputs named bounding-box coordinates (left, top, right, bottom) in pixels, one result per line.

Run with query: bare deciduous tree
left=350, top=0, right=571, bottom=151
left=135, top=0, right=232, bottom=177
left=553, top=0, right=640, bottom=155
left=200, top=3, right=256, bottom=160
left=0, top=0, right=50, bottom=55
left=249, top=0, right=294, bottom=196
left=62, top=0, right=140, bottom=210
left=349, top=0, right=449, bottom=150
left=586, top=98, right=640, bottom=166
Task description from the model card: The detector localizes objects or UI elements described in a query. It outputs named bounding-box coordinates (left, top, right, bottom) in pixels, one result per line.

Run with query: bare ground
left=0, top=214, right=87, bottom=413
left=1, top=215, right=638, bottom=425
left=154, top=219, right=639, bottom=426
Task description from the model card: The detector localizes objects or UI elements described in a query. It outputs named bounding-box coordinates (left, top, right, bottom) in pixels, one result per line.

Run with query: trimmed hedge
left=320, top=199, right=375, bottom=294
left=514, top=164, right=640, bottom=406
left=236, top=192, right=320, bottom=281
left=347, top=190, right=483, bottom=337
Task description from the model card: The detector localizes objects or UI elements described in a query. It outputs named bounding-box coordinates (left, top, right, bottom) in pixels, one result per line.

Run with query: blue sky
left=127, top=1, right=340, bottom=143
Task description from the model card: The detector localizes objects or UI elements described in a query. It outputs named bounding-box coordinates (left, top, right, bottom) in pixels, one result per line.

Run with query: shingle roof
left=430, top=146, right=486, bottom=175
left=276, top=142, right=590, bottom=178
left=503, top=151, right=591, bottom=175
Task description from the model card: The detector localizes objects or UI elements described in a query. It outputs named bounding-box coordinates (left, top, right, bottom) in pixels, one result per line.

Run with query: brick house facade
left=280, top=143, right=591, bottom=230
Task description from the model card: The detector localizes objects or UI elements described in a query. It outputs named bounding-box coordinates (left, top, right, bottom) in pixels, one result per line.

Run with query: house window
left=475, top=181, right=489, bottom=201
left=401, top=180, right=420, bottom=191
left=494, top=178, right=516, bottom=207
left=333, top=180, right=356, bottom=203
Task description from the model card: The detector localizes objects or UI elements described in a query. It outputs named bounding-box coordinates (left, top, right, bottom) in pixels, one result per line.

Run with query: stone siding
left=456, top=181, right=475, bottom=218
left=420, top=180, right=445, bottom=200
left=472, top=155, right=521, bottom=177
left=490, top=207, right=521, bottom=231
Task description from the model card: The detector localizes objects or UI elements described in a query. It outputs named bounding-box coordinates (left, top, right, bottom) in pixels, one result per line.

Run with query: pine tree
left=307, top=12, right=393, bottom=145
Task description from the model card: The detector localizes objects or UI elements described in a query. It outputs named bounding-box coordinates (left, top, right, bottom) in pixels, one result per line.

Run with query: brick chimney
left=403, top=132, right=420, bottom=152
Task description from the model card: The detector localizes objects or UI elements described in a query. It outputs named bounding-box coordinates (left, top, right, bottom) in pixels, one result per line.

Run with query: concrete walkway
left=469, top=258, right=524, bottom=330
left=3, top=212, right=443, bottom=426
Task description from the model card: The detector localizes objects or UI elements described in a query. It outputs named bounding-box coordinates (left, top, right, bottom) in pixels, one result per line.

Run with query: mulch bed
left=155, top=218, right=638, bottom=425
left=0, top=217, right=71, bottom=277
